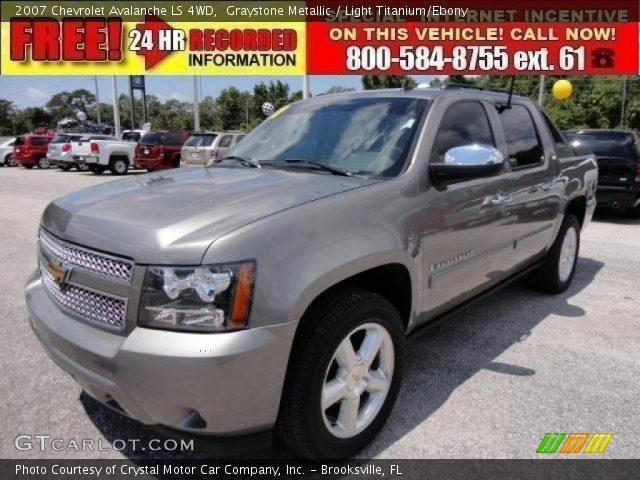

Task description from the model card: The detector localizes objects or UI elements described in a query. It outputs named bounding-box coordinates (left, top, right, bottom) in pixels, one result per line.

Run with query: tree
left=0, top=99, right=17, bottom=135
left=361, top=75, right=416, bottom=90
left=46, top=89, right=96, bottom=120
left=214, top=87, right=251, bottom=130
left=252, top=81, right=291, bottom=121
left=326, top=86, right=356, bottom=94
left=12, top=107, right=52, bottom=133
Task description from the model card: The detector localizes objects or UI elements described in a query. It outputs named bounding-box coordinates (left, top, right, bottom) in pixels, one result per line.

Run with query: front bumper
left=25, top=271, right=296, bottom=438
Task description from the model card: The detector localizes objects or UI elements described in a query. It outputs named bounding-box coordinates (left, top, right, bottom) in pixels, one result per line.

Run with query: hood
left=41, top=167, right=376, bottom=264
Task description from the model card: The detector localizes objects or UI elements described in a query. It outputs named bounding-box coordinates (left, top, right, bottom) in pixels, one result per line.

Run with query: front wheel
left=6, top=154, right=18, bottom=167
left=36, top=157, right=49, bottom=169
left=529, top=214, right=580, bottom=293
left=277, top=289, right=404, bottom=458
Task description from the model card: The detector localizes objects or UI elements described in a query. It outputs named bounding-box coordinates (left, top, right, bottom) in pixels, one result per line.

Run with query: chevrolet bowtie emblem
left=46, top=260, right=72, bottom=285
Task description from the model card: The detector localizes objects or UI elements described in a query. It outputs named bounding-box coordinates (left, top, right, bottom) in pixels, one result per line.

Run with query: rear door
left=498, top=103, right=561, bottom=265
left=420, top=100, right=515, bottom=314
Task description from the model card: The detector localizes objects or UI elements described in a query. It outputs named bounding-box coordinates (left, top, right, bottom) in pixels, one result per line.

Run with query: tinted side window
left=166, top=134, right=185, bottom=145
left=431, top=102, right=494, bottom=164
left=498, top=105, right=543, bottom=168
left=30, top=137, right=45, bottom=146
left=219, top=135, right=233, bottom=148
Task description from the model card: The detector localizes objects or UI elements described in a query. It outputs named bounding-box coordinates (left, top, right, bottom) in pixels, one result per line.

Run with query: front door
left=420, top=100, right=515, bottom=315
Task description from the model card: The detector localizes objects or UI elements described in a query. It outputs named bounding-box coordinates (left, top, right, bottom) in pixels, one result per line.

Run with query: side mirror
left=430, top=145, right=505, bottom=182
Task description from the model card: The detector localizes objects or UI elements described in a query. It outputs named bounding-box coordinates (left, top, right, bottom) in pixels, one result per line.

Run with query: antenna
left=506, top=76, right=516, bottom=108
left=401, top=78, right=413, bottom=91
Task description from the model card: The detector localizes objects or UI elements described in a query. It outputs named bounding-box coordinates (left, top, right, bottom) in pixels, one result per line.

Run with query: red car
left=13, top=134, right=54, bottom=169
left=134, top=131, right=191, bottom=171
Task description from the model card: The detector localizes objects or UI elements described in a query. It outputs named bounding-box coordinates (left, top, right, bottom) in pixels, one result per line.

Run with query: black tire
left=529, top=214, right=580, bottom=293
left=624, top=205, right=640, bottom=219
left=277, top=289, right=405, bottom=458
left=6, top=154, right=18, bottom=167
left=77, top=163, right=90, bottom=172
left=109, top=157, right=129, bottom=176
left=36, top=157, right=49, bottom=169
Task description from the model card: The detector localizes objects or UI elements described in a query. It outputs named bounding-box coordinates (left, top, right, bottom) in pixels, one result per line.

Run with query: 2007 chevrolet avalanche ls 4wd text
left=26, top=86, right=597, bottom=458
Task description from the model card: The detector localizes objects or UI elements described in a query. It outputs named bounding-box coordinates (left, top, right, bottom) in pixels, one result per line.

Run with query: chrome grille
left=39, top=229, right=133, bottom=282
left=39, top=262, right=126, bottom=330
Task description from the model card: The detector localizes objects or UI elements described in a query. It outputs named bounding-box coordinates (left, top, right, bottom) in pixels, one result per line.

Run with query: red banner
left=306, top=0, right=639, bottom=74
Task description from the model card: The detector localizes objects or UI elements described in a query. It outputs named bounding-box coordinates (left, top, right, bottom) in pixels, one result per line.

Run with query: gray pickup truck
left=26, top=86, right=597, bottom=458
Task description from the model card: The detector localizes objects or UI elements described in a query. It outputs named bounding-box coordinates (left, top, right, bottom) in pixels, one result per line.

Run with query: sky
left=0, top=75, right=441, bottom=109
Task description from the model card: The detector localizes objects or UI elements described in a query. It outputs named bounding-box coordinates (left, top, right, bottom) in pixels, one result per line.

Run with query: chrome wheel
left=558, top=226, right=577, bottom=282
left=113, top=160, right=127, bottom=174
left=78, top=163, right=89, bottom=171
left=37, top=157, right=49, bottom=169
left=321, top=322, right=394, bottom=439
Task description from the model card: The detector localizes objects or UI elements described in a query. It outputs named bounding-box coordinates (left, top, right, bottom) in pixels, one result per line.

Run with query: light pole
left=94, top=76, right=101, bottom=123
left=111, top=76, right=121, bottom=139
left=302, top=75, right=310, bottom=99
left=538, top=75, right=545, bottom=106
left=193, top=76, right=200, bottom=131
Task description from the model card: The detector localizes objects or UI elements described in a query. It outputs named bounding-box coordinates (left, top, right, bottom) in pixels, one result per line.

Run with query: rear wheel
left=277, top=289, right=404, bottom=458
left=36, top=157, right=49, bottom=169
left=109, top=157, right=129, bottom=176
left=529, top=214, right=580, bottom=293
left=6, top=154, right=18, bottom=167
left=77, top=163, right=90, bottom=172
left=624, top=204, right=640, bottom=219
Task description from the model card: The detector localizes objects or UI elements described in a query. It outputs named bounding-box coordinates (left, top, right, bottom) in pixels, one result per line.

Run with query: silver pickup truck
left=25, top=86, right=597, bottom=458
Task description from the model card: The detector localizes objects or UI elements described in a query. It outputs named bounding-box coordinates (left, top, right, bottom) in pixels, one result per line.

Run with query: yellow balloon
left=553, top=80, right=573, bottom=100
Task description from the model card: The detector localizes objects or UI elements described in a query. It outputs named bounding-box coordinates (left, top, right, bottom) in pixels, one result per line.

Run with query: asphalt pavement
left=0, top=166, right=638, bottom=459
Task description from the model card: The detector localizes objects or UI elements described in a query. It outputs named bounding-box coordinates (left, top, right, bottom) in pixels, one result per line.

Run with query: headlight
left=139, top=261, right=255, bottom=332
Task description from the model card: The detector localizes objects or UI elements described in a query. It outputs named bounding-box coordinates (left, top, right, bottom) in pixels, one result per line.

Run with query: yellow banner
left=0, top=20, right=306, bottom=75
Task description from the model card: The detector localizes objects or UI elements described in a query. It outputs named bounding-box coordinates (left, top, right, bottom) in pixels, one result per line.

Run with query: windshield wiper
left=261, top=159, right=353, bottom=177
left=217, top=155, right=260, bottom=168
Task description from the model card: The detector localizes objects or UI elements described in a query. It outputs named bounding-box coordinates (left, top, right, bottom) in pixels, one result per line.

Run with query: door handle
left=492, top=194, right=512, bottom=205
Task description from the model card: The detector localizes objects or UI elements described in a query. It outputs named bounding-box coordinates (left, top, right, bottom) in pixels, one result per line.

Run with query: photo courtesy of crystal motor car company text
left=0, top=0, right=639, bottom=476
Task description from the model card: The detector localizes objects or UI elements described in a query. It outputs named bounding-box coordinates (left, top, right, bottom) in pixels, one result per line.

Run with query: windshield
left=14, top=136, right=25, bottom=146
left=185, top=134, right=216, bottom=147
left=566, top=132, right=639, bottom=159
left=221, top=96, right=428, bottom=177
left=140, top=132, right=165, bottom=145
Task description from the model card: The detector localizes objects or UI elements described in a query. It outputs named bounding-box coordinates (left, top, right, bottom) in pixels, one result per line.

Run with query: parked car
left=13, top=134, right=53, bottom=169
left=27, top=87, right=597, bottom=458
left=60, top=134, right=118, bottom=171
left=121, top=129, right=150, bottom=143
left=46, top=133, right=88, bottom=170
left=181, top=131, right=246, bottom=166
left=0, top=138, right=17, bottom=166
left=564, top=129, right=640, bottom=218
left=83, top=136, right=138, bottom=175
left=134, top=131, right=191, bottom=171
